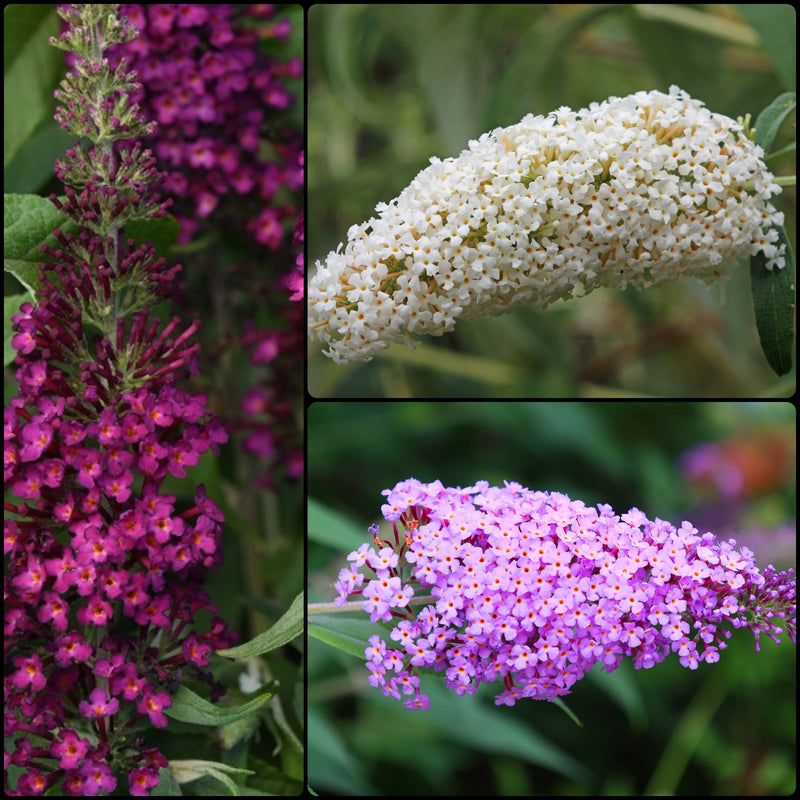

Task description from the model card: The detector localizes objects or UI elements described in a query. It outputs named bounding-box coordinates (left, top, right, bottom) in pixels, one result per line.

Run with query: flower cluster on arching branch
left=333, top=479, right=796, bottom=710
left=309, top=86, right=785, bottom=364
left=5, top=6, right=235, bottom=796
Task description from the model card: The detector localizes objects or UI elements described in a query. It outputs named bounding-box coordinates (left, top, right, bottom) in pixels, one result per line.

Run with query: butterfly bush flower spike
left=106, top=5, right=305, bottom=487
left=309, top=87, right=785, bottom=363
left=5, top=6, right=235, bottom=796
left=106, top=4, right=303, bottom=247
left=333, top=479, right=796, bottom=710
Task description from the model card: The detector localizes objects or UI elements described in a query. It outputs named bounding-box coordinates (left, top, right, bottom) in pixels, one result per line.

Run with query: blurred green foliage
left=308, top=4, right=796, bottom=397
left=307, top=401, right=796, bottom=795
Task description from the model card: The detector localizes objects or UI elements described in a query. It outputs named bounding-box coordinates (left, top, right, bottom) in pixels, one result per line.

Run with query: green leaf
left=240, top=787, right=300, bottom=797
left=765, top=139, right=796, bottom=165
left=4, top=292, right=30, bottom=367
left=307, top=708, right=377, bottom=796
left=4, top=119, right=72, bottom=195
left=4, top=5, right=63, bottom=170
left=267, top=694, right=304, bottom=783
left=4, top=193, right=75, bottom=298
left=165, top=685, right=273, bottom=727
left=169, top=760, right=254, bottom=797
left=485, top=4, right=621, bottom=128
left=216, top=592, right=303, bottom=659
left=3, top=261, right=40, bottom=301
left=308, top=613, right=380, bottom=659
left=151, top=768, right=184, bottom=796
left=125, top=215, right=181, bottom=260
left=736, top=4, right=797, bottom=90
left=384, top=339, right=521, bottom=383
left=750, top=224, right=796, bottom=376
left=217, top=707, right=261, bottom=752
left=753, top=92, right=797, bottom=154
left=412, top=683, right=594, bottom=786
left=405, top=6, right=493, bottom=153
left=587, top=660, right=648, bottom=732
left=307, top=497, right=368, bottom=551
left=234, top=759, right=303, bottom=796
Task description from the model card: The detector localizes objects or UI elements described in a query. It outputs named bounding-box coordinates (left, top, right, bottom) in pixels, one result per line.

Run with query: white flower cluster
left=309, top=86, right=785, bottom=364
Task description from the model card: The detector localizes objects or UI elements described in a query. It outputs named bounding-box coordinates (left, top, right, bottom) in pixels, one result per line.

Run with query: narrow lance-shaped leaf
left=151, top=768, right=184, bottom=797
left=308, top=613, right=382, bottom=660
left=216, top=591, right=303, bottom=659
left=307, top=497, right=367, bottom=551
left=736, top=5, right=797, bottom=91
left=753, top=92, right=796, bottom=154
left=750, top=224, right=796, bottom=376
left=165, top=685, right=273, bottom=727
left=268, top=690, right=304, bottom=783
left=169, top=760, right=255, bottom=796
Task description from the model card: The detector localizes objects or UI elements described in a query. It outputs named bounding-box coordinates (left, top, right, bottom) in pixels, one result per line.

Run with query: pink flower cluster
left=108, top=3, right=303, bottom=246
left=334, top=479, right=796, bottom=710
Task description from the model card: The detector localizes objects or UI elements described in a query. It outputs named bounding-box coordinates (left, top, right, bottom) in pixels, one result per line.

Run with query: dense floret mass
left=107, top=3, right=303, bottom=247
left=4, top=5, right=237, bottom=795
left=334, top=479, right=796, bottom=709
left=309, top=86, right=785, bottom=363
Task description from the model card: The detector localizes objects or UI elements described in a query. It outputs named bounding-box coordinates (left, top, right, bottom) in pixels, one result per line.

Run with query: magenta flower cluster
left=5, top=5, right=236, bottom=796
left=107, top=3, right=303, bottom=247
left=101, top=5, right=305, bottom=488
left=334, top=479, right=797, bottom=710
left=5, top=251, right=233, bottom=797
left=240, top=202, right=305, bottom=487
